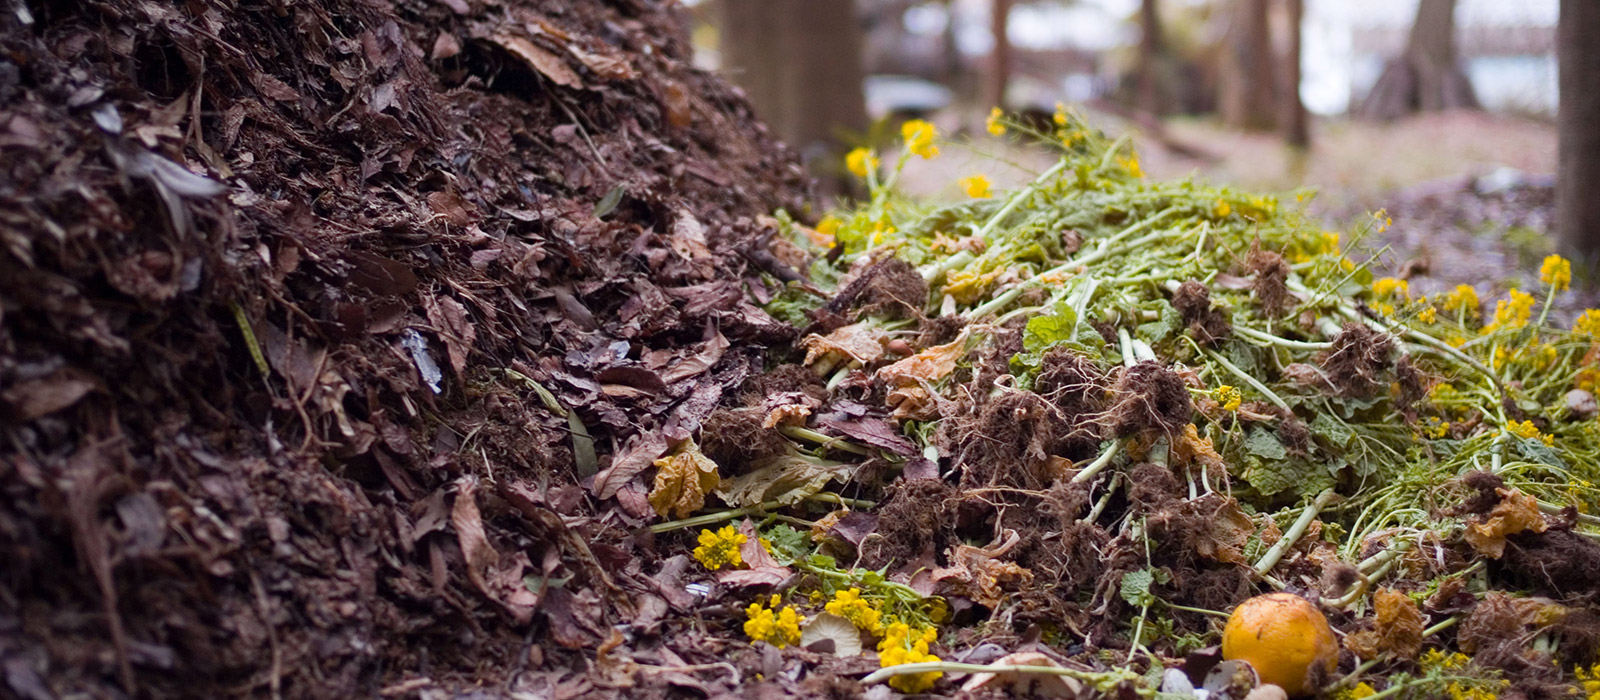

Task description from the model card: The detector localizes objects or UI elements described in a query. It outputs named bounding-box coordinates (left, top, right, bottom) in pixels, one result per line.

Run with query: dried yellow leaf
left=1463, top=487, right=1547, bottom=558
left=647, top=440, right=720, bottom=519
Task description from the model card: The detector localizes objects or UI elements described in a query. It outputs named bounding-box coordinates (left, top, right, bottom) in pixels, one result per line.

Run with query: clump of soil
left=1319, top=323, right=1396, bottom=398
left=827, top=257, right=929, bottom=320
left=1171, top=280, right=1232, bottom=346
left=942, top=390, right=1068, bottom=490
left=1247, top=244, right=1291, bottom=317
left=700, top=408, right=791, bottom=470
left=859, top=478, right=955, bottom=569
left=1033, top=347, right=1111, bottom=458
left=1110, top=361, right=1195, bottom=437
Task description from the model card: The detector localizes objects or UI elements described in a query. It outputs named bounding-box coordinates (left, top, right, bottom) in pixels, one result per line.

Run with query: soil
left=0, top=1, right=813, bottom=697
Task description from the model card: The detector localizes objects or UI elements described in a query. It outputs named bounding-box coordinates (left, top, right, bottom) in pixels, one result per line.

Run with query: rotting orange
left=1220, top=592, right=1338, bottom=696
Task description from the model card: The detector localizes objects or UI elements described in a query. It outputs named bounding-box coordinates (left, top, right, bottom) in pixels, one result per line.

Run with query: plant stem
left=648, top=493, right=876, bottom=533
left=1070, top=440, right=1123, bottom=484
left=1254, top=488, right=1338, bottom=576
left=1234, top=325, right=1331, bottom=350
left=1203, top=348, right=1291, bottom=412
left=778, top=425, right=872, bottom=457
left=860, top=660, right=1137, bottom=686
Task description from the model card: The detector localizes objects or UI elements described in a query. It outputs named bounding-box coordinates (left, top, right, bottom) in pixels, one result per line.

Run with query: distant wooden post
left=1280, top=0, right=1309, bottom=148
left=989, top=0, right=1012, bottom=108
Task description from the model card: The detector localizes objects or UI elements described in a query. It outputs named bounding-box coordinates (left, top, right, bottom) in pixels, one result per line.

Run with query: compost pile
left=0, top=0, right=812, bottom=697
left=9, top=2, right=1600, bottom=699
left=632, top=113, right=1600, bottom=699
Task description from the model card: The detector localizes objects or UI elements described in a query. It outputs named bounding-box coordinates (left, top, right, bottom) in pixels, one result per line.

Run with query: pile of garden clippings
left=647, top=113, right=1600, bottom=699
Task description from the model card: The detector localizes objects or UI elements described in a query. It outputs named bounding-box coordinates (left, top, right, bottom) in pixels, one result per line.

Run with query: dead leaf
left=1345, top=588, right=1425, bottom=660
left=875, top=330, right=968, bottom=387
left=1173, top=423, right=1225, bottom=472
left=1192, top=493, right=1256, bottom=565
left=659, top=330, right=727, bottom=384
left=490, top=33, right=581, bottom=89
left=762, top=402, right=812, bottom=429
left=425, top=190, right=481, bottom=227
left=431, top=32, right=461, bottom=60
left=716, top=520, right=790, bottom=588
left=660, top=80, right=692, bottom=128
left=1, top=370, right=97, bottom=421
left=592, top=432, right=670, bottom=499
left=932, top=534, right=1033, bottom=609
left=800, top=322, right=885, bottom=367
left=423, top=294, right=475, bottom=380
left=1464, top=487, right=1548, bottom=558
left=566, top=45, right=636, bottom=81
left=959, top=652, right=1084, bottom=698
left=716, top=453, right=852, bottom=508
left=647, top=440, right=720, bottom=519
left=452, top=477, right=537, bottom=623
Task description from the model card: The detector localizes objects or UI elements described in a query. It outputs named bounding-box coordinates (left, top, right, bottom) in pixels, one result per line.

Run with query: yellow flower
left=845, top=147, right=878, bottom=177
left=878, top=623, right=942, bottom=693
left=1417, top=305, right=1438, bottom=324
left=1372, top=277, right=1410, bottom=300
left=1213, top=199, right=1231, bottom=218
left=1320, top=231, right=1341, bottom=254
left=1420, top=649, right=1471, bottom=672
left=985, top=107, right=1006, bottom=136
left=1442, top=285, right=1480, bottom=315
left=1483, top=289, right=1535, bottom=333
left=901, top=119, right=939, bottom=159
left=1506, top=419, right=1553, bottom=446
left=745, top=594, right=804, bottom=648
left=1540, top=254, right=1572, bottom=291
left=1119, top=153, right=1144, bottom=178
left=825, top=588, right=883, bottom=634
left=1214, top=385, right=1242, bottom=412
left=960, top=174, right=991, bottom=199
left=693, top=525, right=746, bottom=571
left=1053, top=102, right=1068, bottom=126
left=1575, top=309, right=1600, bottom=337
left=1330, top=681, right=1377, bottom=700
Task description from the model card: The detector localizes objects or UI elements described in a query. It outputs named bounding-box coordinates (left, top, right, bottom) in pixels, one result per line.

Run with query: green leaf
left=1120, top=568, right=1156, bottom=608
left=1309, top=413, right=1353, bottom=448
left=764, top=523, right=812, bottom=562
left=594, top=184, right=626, bottom=219
left=1135, top=300, right=1182, bottom=345
left=1023, top=302, right=1079, bottom=354
left=1243, top=428, right=1288, bottom=461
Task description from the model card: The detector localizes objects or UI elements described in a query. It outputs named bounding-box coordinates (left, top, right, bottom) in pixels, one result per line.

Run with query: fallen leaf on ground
left=959, top=652, right=1083, bottom=698
left=647, top=440, right=720, bottom=519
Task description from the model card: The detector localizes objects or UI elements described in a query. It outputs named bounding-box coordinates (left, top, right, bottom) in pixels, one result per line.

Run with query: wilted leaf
left=1023, top=303, right=1078, bottom=354
left=761, top=402, right=811, bottom=428
left=1173, top=423, right=1224, bottom=472
left=716, top=453, right=851, bottom=508
left=876, top=330, right=968, bottom=387
left=592, top=432, right=670, bottom=499
left=932, top=537, right=1033, bottom=609
left=1346, top=588, right=1425, bottom=660
left=800, top=612, right=863, bottom=657
left=594, top=184, right=626, bottom=219
left=1192, top=494, right=1255, bottom=565
left=1463, top=487, right=1547, bottom=558
left=800, top=322, right=885, bottom=367
left=717, top=519, right=790, bottom=587
left=647, top=440, right=720, bottom=519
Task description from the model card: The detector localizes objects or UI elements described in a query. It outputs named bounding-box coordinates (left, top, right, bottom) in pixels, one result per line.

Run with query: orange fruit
left=1220, top=593, right=1338, bottom=696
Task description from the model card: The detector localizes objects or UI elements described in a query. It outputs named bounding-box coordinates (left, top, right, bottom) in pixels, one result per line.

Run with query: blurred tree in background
left=718, top=0, right=868, bottom=189
left=1359, top=0, right=1479, bottom=120
left=1558, top=0, right=1600, bottom=263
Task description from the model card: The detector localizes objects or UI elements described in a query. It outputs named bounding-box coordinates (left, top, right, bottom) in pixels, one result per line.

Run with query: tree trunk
left=1358, top=0, right=1479, bottom=120
left=1219, top=0, right=1277, bottom=130
left=988, top=0, right=1012, bottom=108
left=1137, top=0, right=1165, bottom=117
left=1558, top=0, right=1600, bottom=263
left=718, top=0, right=867, bottom=190
left=1280, top=0, right=1309, bottom=147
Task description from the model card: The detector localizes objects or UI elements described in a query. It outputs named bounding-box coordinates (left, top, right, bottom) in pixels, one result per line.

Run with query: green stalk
left=1070, top=441, right=1123, bottom=484
left=648, top=493, right=876, bottom=534
left=860, top=661, right=1138, bottom=687
left=1203, top=348, right=1291, bottom=412
left=1254, top=489, right=1338, bottom=576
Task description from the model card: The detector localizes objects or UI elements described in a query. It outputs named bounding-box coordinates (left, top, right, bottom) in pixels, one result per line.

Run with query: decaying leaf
left=800, top=322, right=885, bottom=367
left=716, top=453, right=852, bottom=508
left=1193, top=493, right=1256, bottom=565
left=489, top=33, right=582, bottom=89
left=717, top=520, right=791, bottom=587
left=1173, top=422, right=1225, bottom=472
left=959, top=652, right=1084, bottom=698
left=761, top=402, right=812, bottom=429
left=592, top=432, right=670, bottom=500
left=1463, top=487, right=1548, bottom=558
left=932, top=534, right=1034, bottom=609
left=1344, top=588, right=1425, bottom=660
left=646, top=440, right=720, bottom=519
left=800, top=612, right=863, bottom=657
left=877, top=331, right=969, bottom=420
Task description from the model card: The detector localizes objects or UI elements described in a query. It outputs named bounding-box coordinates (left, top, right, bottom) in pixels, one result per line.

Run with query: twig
left=648, top=493, right=876, bottom=533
